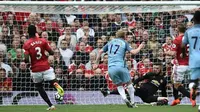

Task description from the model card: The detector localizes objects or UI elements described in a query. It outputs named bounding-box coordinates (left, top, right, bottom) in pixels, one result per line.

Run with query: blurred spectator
left=13, top=62, right=33, bottom=91
left=59, top=39, right=73, bottom=66
left=0, top=68, right=12, bottom=91
left=45, top=20, right=60, bottom=42
left=152, top=49, right=165, bottom=65
left=0, top=45, right=13, bottom=77
left=50, top=41, right=57, bottom=51
left=87, top=14, right=101, bottom=28
left=138, top=58, right=153, bottom=77
left=149, top=17, right=165, bottom=43
left=60, top=14, right=76, bottom=25
left=124, top=13, right=136, bottom=28
left=57, top=24, right=77, bottom=50
left=85, top=52, right=97, bottom=70
left=53, top=48, right=67, bottom=73
left=95, top=17, right=112, bottom=37
left=69, top=69, right=88, bottom=91
left=54, top=66, right=67, bottom=89
left=0, top=27, right=12, bottom=50
left=162, top=36, right=174, bottom=54
left=76, top=20, right=95, bottom=40
left=12, top=48, right=24, bottom=68
left=92, top=38, right=104, bottom=56
left=169, top=17, right=177, bottom=39
left=76, top=35, right=94, bottom=53
left=89, top=68, right=107, bottom=91
left=8, top=40, right=21, bottom=60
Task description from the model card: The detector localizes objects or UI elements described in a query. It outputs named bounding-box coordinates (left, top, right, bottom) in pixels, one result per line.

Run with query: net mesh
left=0, top=1, right=199, bottom=105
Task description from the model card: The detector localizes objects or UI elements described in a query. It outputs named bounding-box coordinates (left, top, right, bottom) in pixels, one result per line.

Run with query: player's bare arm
left=95, top=49, right=103, bottom=64
left=181, top=43, right=186, bottom=58
left=130, top=42, right=145, bottom=55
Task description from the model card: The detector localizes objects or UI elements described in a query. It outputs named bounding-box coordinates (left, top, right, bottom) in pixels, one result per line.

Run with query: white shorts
left=31, top=67, right=56, bottom=83
left=172, top=65, right=190, bottom=83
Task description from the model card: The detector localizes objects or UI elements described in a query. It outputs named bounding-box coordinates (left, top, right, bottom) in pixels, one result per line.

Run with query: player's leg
left=108, top=67, right=134, bottom=108
left=43, top=68, right=64, bottom=97
left=31, top=72, right=55, bottom=110
left=171, top=66, right=193, bottom=106
left=189, top=68, right=199, bottom=107
left=171, top=84, right=180, bottom=106
left=123, top=68, right=137, bottom=107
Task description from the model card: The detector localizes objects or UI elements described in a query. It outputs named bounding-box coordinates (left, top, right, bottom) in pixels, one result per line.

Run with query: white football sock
left=117, top=86, right=127, bottom=100
left=127, top=84, right=135, bottom=104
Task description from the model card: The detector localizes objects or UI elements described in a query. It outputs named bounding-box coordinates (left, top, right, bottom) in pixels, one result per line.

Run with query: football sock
left=173, top=85, right=179, bottom=99
left=53, top=82, right=64, bottom=96
left=117, top=86, right=127, bottom=100
left=178, top=86, right=190, bottom=98
left=127, top=84, right=135, bottom=103
left=37, top=86, right=52, bottom=107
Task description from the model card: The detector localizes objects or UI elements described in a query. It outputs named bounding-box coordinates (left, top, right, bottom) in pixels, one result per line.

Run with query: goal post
left=0, top=1, right=199, bottom=105
left=0, top=1, right=199, bottom=14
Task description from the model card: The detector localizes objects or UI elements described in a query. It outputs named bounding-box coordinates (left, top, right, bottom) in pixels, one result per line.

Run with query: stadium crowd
left=0, top=8, right=197, bottom=92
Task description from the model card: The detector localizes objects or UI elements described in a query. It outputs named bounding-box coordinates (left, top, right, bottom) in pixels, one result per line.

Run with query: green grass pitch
left=0, top=105, right=198, bottom=112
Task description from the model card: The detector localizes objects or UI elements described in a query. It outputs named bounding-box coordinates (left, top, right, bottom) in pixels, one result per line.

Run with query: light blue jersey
left=103, top=38, right=132, bottom=67
left=182, top=24, right=200, bottom=69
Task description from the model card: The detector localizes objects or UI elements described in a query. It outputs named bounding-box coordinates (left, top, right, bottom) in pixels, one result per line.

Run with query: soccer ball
left=55, top=92, right=63, bottom=101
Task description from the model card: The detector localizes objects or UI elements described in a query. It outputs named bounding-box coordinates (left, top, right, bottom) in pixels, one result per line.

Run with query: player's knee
left=174, top=83, right=182, bottom=89
left=189, top=79, right=199, bottom=89
left=49, top=79, right=57, bottom=87
left=35, top=83, right=43, bottom=88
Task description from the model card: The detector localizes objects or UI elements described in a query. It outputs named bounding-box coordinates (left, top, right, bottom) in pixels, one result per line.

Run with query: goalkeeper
left=101, top=62, right=168, bottom=105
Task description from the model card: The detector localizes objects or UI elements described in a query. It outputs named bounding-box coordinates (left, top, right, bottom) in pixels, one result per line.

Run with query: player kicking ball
left=96, top=30, right=145, bottom=108
left=23, top=25, right=64, bottom=110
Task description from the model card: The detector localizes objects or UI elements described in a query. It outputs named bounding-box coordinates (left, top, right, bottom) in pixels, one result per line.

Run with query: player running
left=182, top=10, right=200, bottom=111
left=100, top=62, right=168, bottom=106
left=165, top=24, right=196, bottom=106
left=96, top=30, right=145, bottom=108
left=23, top=25, right=64, bottom=110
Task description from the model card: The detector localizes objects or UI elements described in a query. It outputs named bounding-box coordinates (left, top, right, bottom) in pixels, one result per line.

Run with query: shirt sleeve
left=125, top=41, right=133, bottom=52
left=102, top=43, right=108, bottom=53
left=182, top=31, right=189, bottom=45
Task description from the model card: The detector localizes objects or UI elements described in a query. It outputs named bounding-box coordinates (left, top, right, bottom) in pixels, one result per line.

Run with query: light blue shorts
left=108, top=66, right=131, bottom=85
left=190, top=68, right=200, bottom=80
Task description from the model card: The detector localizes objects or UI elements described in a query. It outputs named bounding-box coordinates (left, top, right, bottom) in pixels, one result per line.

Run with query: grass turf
left=0, top=105, right=198, bottom=112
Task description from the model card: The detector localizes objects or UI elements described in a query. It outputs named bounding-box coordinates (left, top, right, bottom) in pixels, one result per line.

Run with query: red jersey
left=172, top=35, right=189, bottom=65
left=0, top=78, right=12, bottom=90
left=105, top=74, right=117, bottom=91
left=23, top=37, right=52, bottom=72
left=162, top=43, right=175, bottom=52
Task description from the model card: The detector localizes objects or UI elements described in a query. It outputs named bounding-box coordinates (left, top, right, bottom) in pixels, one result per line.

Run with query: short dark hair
left=177, top=24, right=186, bottom=33
left=28, top=25, right=36, bottom=37
left=194, top=10, right=200, bottom=24
left=0, top=68, right=6, bottom=73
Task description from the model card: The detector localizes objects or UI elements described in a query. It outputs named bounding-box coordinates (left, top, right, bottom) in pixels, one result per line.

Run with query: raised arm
left=130, top=42, right=145, bottom=55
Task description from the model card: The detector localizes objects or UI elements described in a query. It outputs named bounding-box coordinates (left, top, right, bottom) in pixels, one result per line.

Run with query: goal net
left=0, top=1, right=199, bottom=105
